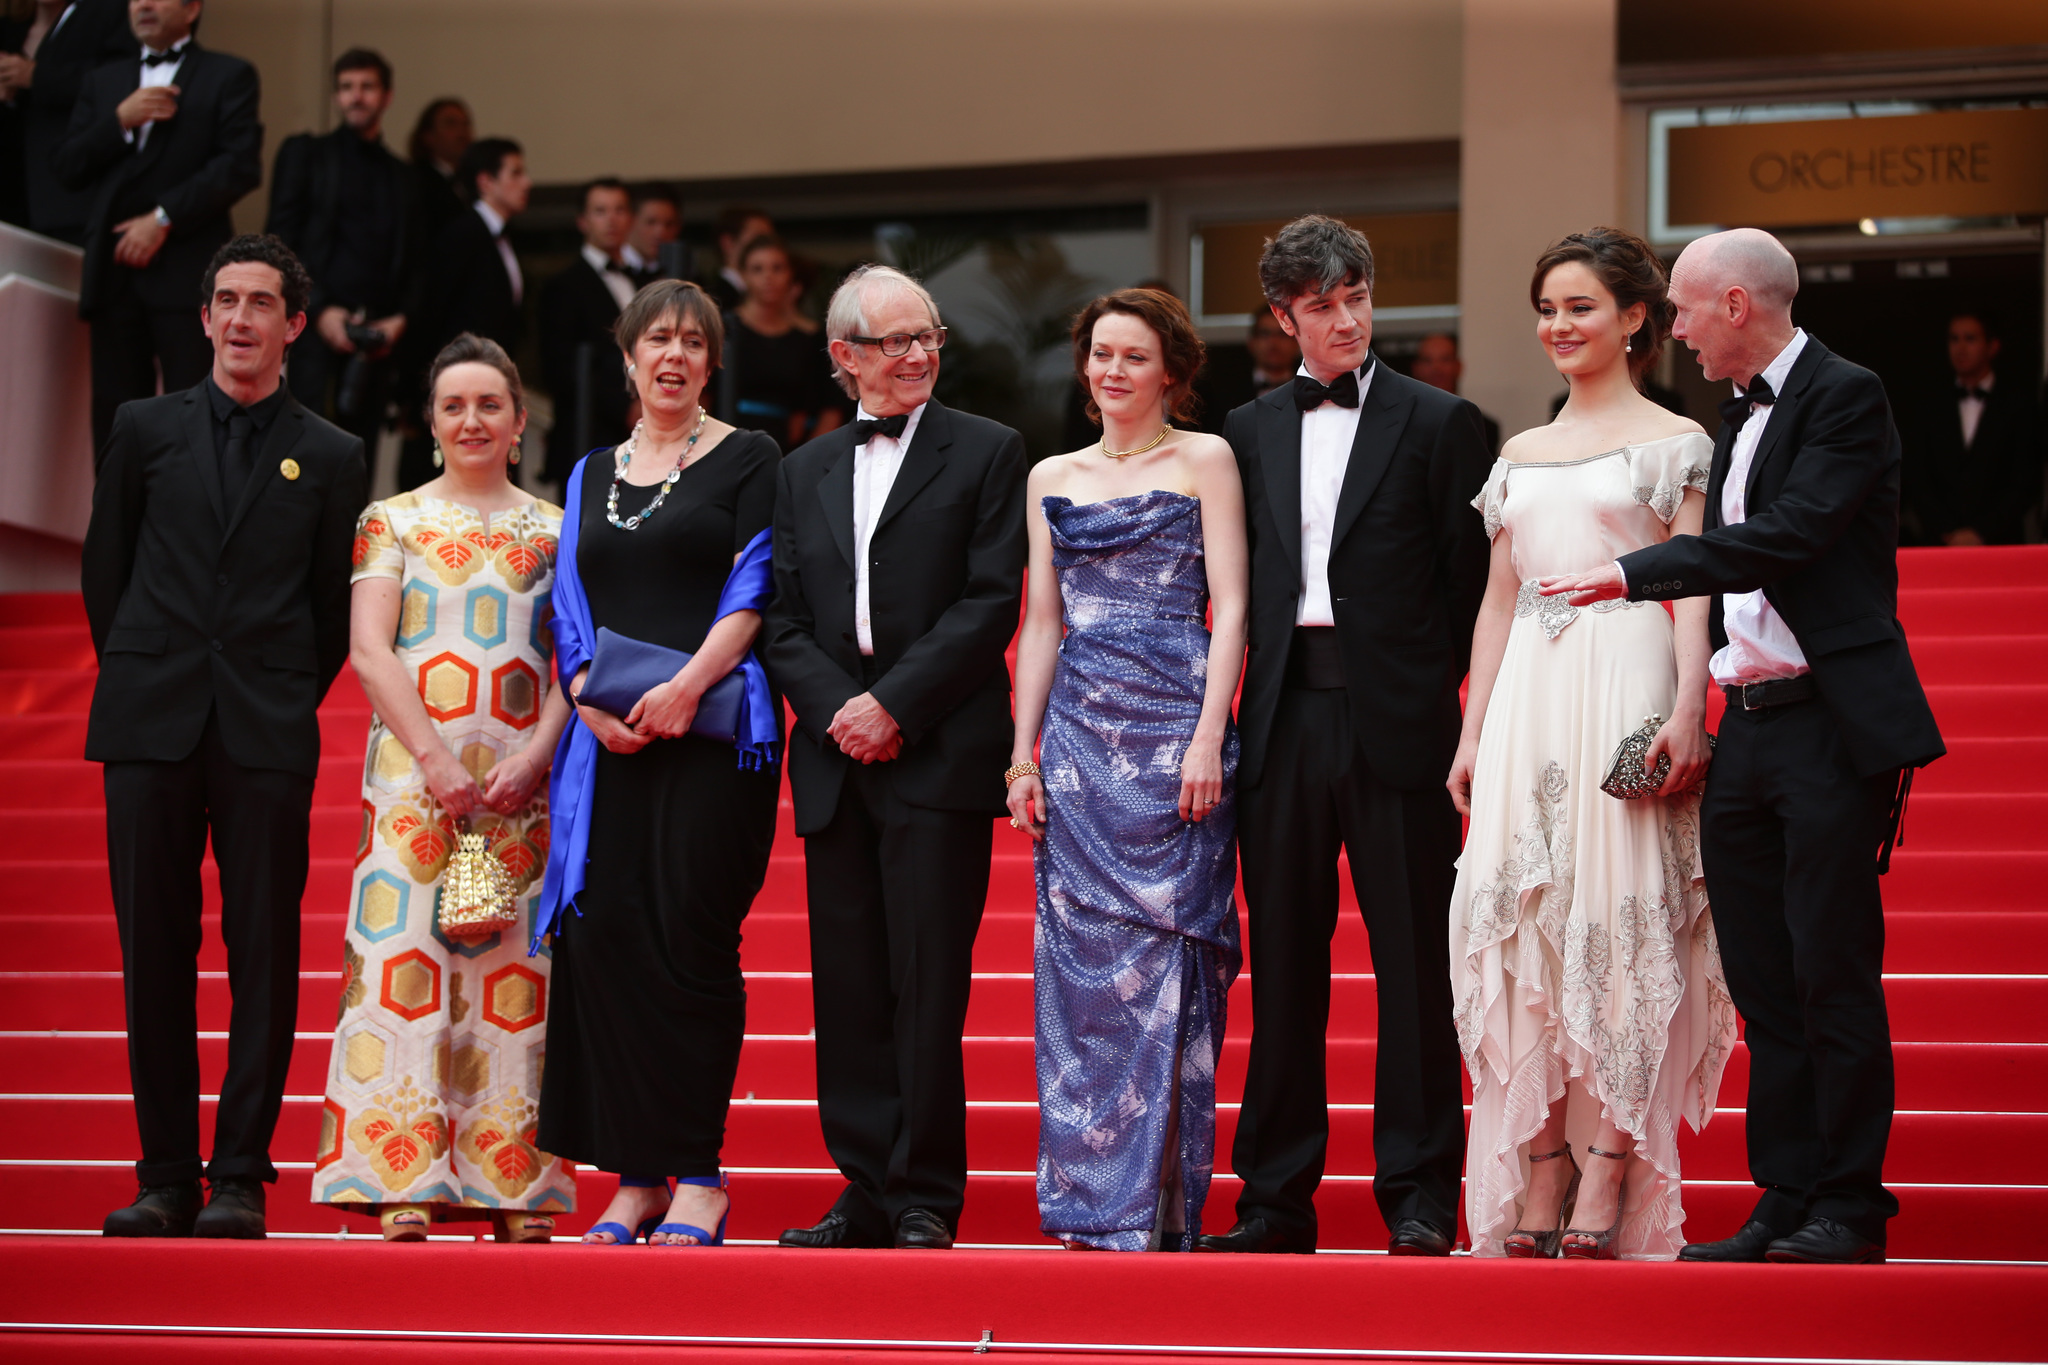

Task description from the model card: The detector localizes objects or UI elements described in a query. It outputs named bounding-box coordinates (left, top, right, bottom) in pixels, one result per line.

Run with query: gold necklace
left=1101, top=425, right=1171, bottom=460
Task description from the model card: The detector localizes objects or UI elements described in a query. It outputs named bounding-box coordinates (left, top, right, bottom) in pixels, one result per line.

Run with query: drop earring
left=508, top=443, right=521, bottom=466
left=1625, top=332, right=1634, bottom=354
left=432, top=442, right=444, bottom=468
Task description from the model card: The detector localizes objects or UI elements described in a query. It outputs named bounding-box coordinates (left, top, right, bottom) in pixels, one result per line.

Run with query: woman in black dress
left=723, top=235, right=846, bottom=451
left=535, top=279, right=782, bottom=1245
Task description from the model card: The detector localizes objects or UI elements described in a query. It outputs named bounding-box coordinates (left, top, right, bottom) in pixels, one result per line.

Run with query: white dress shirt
left=1710, top=328, right=1812, bottom=686
left=475, top=201, right=523, bottom=306
left=581, top=244, right=636, bottom=311
left=127, top=37, right=189, bottom=152
left=852, top=403, right=924, bottom=656
left=620, top=243, right=650, bottom=274
left=1958, top=371, right=1992, bottom=449
left=1295, top=360, right=1374, bottom=626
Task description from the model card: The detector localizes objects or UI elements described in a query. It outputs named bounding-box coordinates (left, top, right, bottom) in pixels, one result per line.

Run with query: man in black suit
left=57, top=0, right=261, bottom=464
left=265, top=47, right=419, bottom=449
left=1195, top=309, right=1300, bottom=435
left=764, top=264, right=1027, bottom=1251
left=1543, top=228, right=1945, bottom=1265
left=621, top=183, right=680, bottom=284
left=1905, top=310, right=2044, bottom=546
left=539, top=177, right=635, bottom=484
left=1411, top=332, right=1502, bottom=455
left=84, top=234, right=366, bottom=1239
left=3, top=0, right=135, bottom=243
left=1200, top=215, right=1490, bottom=1258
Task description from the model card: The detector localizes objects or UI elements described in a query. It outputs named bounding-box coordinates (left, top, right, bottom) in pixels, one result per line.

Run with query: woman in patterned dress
left=313, top=334, right=576, bottom=1241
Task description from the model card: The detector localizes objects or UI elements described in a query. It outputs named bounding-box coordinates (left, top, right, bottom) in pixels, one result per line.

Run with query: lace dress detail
left=1453, top=433, right=1735, bottom=1260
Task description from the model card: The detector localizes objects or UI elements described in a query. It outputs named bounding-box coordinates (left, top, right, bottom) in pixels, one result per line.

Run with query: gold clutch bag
left=1600, top=713, right=1715, bottom=800
left=437, top=822, right=520, bottom=940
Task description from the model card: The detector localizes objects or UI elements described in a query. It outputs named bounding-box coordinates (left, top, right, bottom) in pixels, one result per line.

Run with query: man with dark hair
left=56, top=0, right=262, bottom=464
left=540, top=177, right=635, bottom=483
left=623, top=183, right=681, bottom=282
left=1198, top=308, right=1302, bottom=434
left=84, top=232, right=366, bottom=1239
left=1906, top=309, right=2043, bottom=546
left=265, top=46, right=420, bottom=449
left=1201, top=214, right=1490, bottom=1257
left=1410, top=332, right=1501, bottom=455
left=704, top=203, right=772, bottom=308
left=2, top=0, right=136, bottom=244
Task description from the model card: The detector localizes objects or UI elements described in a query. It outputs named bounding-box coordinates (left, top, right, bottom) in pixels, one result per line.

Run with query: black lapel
left=1330, top=357, right=1412, bottom=549
left=1255, top=385, right=1303, bottom=578
left=1703, top=422, right=1736, bottom=531
left=872, top=400, right=952, bottom=532
left=815, top=427, right=860, bottom=570
left=222, top=399, right=305, bottom=544
left=181, top=387, right=225, bottom=529
left=1744, top=336, right=1827, bottom=507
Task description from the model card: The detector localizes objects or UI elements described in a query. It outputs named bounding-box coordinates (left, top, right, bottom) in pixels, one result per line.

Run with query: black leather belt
left=1285, top=627, right=1346, bottom=690
left=1723, top=675, right=1816, bottom=710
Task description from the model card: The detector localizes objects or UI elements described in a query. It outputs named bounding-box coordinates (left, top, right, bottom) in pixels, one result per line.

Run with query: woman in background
left=723, top=235, right=845, bottom=451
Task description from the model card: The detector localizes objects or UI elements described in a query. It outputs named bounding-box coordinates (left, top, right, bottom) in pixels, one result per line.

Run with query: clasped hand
left=423, top=748, right=541, bottom=818
left=827, top=692, right=901, bottom=764
left=626, top=675, right=703, bottom=739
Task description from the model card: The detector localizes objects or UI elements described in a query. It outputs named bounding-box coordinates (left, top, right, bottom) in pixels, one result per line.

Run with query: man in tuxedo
left=1905, top=310, right=2043, bottom=546
left=84, top=234, right=365, bottom=1238
left=1411, top=332, right=1502, bottom=455
left=1201, top=215, right=1490, bottom=1257
left=540, top=177, right=635, bottom=484
left=265, top=47, right=420, bottom=448
left=1542, top=228, right=1945, bottom=1265
left=56, top=0, right=261, bottom=464
left=764, top=264, right=1027, bottom=1251
left=703, top=203, right=772, bottom=309
left=622, top=184, right=680, bottom=283
left=3, top=0, right=135, bottom=243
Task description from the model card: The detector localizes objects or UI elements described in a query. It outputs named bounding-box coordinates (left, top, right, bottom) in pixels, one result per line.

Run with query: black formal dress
left=721, top=316, right=843, bottom=453
left=539, top=253, right=633, bottom=483
left=762, top=398, right=1027, bottom=1242
left=1618, top=336, right=1945, bottom=1246
left=83, top=377, right=364, bottom=1190
left=266, top=125, right=420, bottom=442
left=1221, top=359, right=1492, bottom=1246
left=1905, top=375, right=2044, bottom=546
left=15, top=0, right=133, bottom=243
left=536, top=431, right=784, bottom=1178
left=56, top=40, right=262, bottom=461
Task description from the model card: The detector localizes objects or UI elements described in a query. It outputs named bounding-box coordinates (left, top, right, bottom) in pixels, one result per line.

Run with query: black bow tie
left=1955, top=384, right=1990, bottom=402
left=853, top=414, right=908, bottom=443
left=1718, top=374, right=1777, bottom=432
left=1293, top=370, right=1360, bottom=411
left=140, top=47, right=182, bottom=67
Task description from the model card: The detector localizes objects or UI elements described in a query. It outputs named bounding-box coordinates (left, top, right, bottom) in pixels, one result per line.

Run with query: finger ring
left=1009, top=817, right=1021, bottom=829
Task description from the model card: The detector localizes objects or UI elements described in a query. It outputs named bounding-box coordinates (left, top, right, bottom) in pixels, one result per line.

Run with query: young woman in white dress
left=1447, top=228, right=1739, bottom=1259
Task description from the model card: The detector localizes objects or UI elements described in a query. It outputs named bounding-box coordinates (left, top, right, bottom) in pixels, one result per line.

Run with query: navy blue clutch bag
left=578, top=627, right=743, bottom=743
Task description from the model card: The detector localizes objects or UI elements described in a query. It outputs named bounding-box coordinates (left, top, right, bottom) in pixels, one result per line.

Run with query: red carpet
left=2, top=545, right=2045, bottom=1360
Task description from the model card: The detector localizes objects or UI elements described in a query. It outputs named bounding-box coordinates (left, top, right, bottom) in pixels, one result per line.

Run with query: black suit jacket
left=264, top=126, right=421, bottom=319
left=82, top=384, right=366, bottom=778
left=539, top=256, right=631, bottom=474
left=1905, top=377, right=2044, bottom=545
left=56, top=42, right=262, bottom=316
left=16, top=0, right=134, bottom=239
left=425, top=204, right=520, bottom=354
left=763, top=399, right=1028, bottom=834
left=1226, top=357, right=1493, bottom=792
left=1618, top=337, right=1944, bottom=778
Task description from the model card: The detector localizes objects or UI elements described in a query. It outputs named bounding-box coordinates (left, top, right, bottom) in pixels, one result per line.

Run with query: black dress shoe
left=192, top=1177, right=267, bottom=1239
left=103, top=1181, right=202, bottom=1238
left=1192, top=1216, right=1315, bottom=1254
left=779, top=1209, right=887, bottom=1249
left=1766, top=1217, right=1885, bottom=1265
left=1387, top=1218, right=1452, bottom=1257
left=894, top=1208, right=955, bottom=1249
left=1678, top=1220, right=1780, bottom=1262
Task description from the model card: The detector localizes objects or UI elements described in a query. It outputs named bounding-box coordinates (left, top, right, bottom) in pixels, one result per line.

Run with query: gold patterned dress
left=313, top=493, right=576, bottom=1216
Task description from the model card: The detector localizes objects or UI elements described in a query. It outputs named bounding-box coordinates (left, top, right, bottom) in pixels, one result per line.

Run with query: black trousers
left=102, top=711, right=314, bottom=1187
left=89, top=277, right=212, bottom=466
left=1702, top=697, right=1901, bottom=1242
left=802, top=759, right=992, bottom=1239
left=1233, top=685, right=1466, bottom=1242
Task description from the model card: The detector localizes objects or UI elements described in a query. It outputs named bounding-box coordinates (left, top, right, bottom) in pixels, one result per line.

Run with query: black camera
left=337, top=325, right=391, bottom=422
left=344, top=323, right=389, bottom=354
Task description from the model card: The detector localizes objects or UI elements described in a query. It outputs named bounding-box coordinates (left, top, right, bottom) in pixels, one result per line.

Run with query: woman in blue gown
left=1006, top=289, right=1249, bottom=1250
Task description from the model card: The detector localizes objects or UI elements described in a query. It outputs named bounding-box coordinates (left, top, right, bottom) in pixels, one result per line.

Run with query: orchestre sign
left=1667, top=107, right=2048, bottom=228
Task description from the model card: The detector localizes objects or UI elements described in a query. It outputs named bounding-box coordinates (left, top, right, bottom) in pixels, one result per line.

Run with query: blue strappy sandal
left=583, top=1176, right=670, bottom=1245
left=650, top=1172, right=729, bottom=1246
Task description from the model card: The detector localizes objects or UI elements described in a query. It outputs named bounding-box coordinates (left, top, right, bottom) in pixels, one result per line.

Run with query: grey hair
left=825, top=263, right=943, bottom=399
left=1684, top=227, right=1799, bottom=315
left=1259, top=214, right=1375, bottom=312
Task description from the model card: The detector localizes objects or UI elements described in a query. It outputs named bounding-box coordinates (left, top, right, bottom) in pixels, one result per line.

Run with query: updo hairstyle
left=1528, top=227, right=1673, bottom=383
left=1070, top=287, right=1207, bottom=426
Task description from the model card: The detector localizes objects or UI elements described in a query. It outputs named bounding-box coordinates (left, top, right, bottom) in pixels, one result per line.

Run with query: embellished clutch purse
left=1600, top=714, right=1715, bottom=800
left=438, top=822, right=520, bottom=940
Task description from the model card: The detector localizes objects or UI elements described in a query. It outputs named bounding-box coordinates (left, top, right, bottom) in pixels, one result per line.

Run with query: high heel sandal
left=1560, top=1145, right=1629, bottom=1260
left=651, top=1172, right=729, bottom=1247
left=493, top=1211, right=556, bottom=1244
left=582, top=1176, right=670, bottom=1245
left=380, top=1203, right=431, bottom=1242
left=1504, top=1145, right=1579, bottom=1259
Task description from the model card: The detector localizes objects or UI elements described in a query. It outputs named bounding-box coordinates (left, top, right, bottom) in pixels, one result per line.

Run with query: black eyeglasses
left=846, top=327, right=948, bottom=357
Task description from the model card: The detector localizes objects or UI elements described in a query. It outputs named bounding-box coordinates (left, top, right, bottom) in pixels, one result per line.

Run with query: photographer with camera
left=265, top=47, right=420, bottom=449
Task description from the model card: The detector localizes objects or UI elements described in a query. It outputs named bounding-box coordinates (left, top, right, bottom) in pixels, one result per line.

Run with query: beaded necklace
left=606, top=410, right=707, bottom=530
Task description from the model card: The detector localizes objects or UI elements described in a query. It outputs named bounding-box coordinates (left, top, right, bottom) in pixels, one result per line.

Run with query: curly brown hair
left=1070, top=288, right=1207, bottom=426
left=1529, top=227, right=1673, bottom=384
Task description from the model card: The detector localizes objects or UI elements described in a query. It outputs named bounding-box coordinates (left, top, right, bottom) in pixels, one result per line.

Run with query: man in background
left=3, top=0, right=135, bottom=244
left=266, top=47, right=419, bottom=451
left=1411, top=332, right=1501, bottom=455
left=622, top=183, right=680, bottom=283
left=404, top=95, right=470, bottom=246
left=540, top=176, right=635, bottom=484
left=1199, top=307, right=1301, bottom=433
left=1906, top=310, right=2043, bottom=546
left=703, top=202, right=772, bottom=308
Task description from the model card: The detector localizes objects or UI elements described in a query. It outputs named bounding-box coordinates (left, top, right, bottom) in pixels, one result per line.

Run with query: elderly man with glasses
left=763, top=264, right=1028, bottom=1250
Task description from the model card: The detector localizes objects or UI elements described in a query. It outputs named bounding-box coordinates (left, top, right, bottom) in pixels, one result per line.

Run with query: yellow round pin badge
left=280, top=458, right=301, bottom=481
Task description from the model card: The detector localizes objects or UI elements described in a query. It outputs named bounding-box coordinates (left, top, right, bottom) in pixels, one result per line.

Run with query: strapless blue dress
left=1034, top=490, right=1242, bottom=1251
